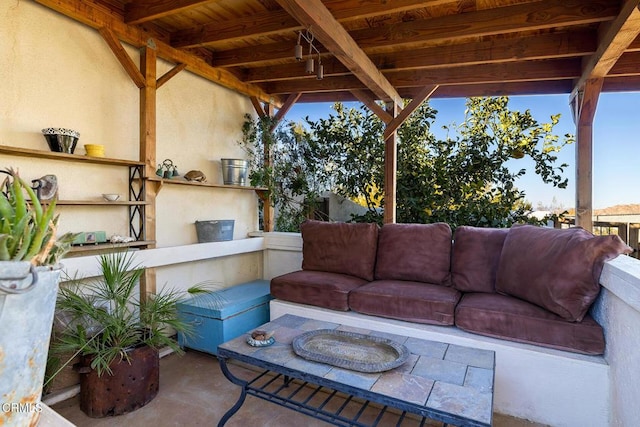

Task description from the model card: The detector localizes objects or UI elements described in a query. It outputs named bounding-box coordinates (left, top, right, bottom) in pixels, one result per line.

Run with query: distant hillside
left=565, top=204, right=640, bottom=216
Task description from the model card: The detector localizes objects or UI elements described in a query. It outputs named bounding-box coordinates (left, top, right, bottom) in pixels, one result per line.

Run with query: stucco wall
left=0, top=1, right=261, bottom=288
left=592, top=255, right=640, bottom=427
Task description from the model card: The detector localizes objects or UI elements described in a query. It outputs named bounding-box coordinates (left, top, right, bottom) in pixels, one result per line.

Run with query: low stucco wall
left=592, top=255, right=640, bottom=426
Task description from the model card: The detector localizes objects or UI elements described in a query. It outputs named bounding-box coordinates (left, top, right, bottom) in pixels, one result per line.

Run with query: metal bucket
left=0, top=262, right=61, bottom=427
left=221, top=159, right=248, bottom=186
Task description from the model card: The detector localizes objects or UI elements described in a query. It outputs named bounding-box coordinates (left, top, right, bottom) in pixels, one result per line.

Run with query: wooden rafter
left=244, top=30, right=597, bottom=83
left=212, top=0, right=617, bottom=68
left=265, top=58, right=582, bottom=95
left=571, top=0, right=640, bottom=98
left=172, top=0, right=450, bottom=48
left=125, top=0, right=214, bottom=25
left=33, top=0, right=280, bottom=106
left=275, top=0, right=403, bottom=105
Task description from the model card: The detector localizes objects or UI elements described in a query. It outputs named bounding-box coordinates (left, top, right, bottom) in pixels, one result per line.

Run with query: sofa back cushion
left=301, top=220, right=379, bottom=281
left=451, top=226, right=508, bottom=293
left=375, top=223, right=452, bottom=285
left=496, top=224, right=632, bottom=322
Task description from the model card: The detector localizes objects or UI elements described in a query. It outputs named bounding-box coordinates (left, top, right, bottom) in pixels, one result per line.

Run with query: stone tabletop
left=218, top=314, right=495, bottom=426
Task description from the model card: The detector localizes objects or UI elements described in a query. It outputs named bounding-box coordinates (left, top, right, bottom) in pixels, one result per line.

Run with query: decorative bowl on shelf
left=84, top=144, right=105, bottom=157
left=102, top=193, right=120, bottom=202
left=42, top=128, right=80, bottom=154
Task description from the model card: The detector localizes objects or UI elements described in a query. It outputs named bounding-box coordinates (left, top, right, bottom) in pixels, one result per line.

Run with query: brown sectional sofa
left=270, top=220, right=632, bottom=355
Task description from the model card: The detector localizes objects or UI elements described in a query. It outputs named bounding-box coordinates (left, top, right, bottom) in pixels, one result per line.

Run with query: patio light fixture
left=295, top=28, right=323, bottom=80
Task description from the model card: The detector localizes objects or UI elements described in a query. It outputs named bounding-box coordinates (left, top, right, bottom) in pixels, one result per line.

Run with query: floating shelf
left=68, top=240, right=155, bottom=255
left=0, top=144, right=144, bottom=166
left=146, top=176, right=267, bottom=191
left=56, top=200, right=149, bottom=206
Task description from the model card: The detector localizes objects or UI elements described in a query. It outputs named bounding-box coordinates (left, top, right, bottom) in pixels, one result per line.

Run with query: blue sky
left=285, top=92, right=639, bottom=210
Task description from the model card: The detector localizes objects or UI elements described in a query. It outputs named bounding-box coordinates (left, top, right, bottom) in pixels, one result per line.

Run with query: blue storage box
left=177, top=280, right=272, bottom=355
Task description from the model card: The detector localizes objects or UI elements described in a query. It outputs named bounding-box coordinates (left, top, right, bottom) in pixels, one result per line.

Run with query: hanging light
left=294, top=32, right=303, bottom=61
left=294, top=28, right=324, bottom=80
left=316, top=57, right=323, bottom=80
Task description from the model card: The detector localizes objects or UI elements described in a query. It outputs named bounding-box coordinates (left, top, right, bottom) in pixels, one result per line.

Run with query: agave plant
left=0, top=168, right=75, bottom=265
left=53, top=250, right=221, bottom=376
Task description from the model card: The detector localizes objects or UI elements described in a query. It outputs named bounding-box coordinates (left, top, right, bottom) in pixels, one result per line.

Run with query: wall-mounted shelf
left=57, top=200, right=149, bottom=206
left=0, top=144, right=144, bottom=166
left=146, top=176, right=267, bottom=191
left=68, top=240, right=155, bottom=256
left=0, top=144, right=147, bottom=244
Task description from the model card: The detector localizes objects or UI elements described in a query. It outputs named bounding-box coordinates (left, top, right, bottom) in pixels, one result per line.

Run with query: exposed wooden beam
left=172, top=0, right=452, bottom=48
left=157, top=63, right=187, bottom=89
left=34, top=0, right=280, bottom=106
left=271, top=93, right=301, bottom=130
left=265, top=58, right=582, bottom=94
left=213, top=0, right=616, bottom=68
left=571, top=0, right=640, bottom=98
left=99, top=27, right=145, bottom=88
left=274, top=0, right=403, bottom=104
left=383, top=85, right=439, bottom=141
left=250, top=97, right=267, bottom=118
left=244, top=30, right=596, bottom=83
left=125, top=0, right=214, bottom=25
left=351, top=90, right=392, bottom=123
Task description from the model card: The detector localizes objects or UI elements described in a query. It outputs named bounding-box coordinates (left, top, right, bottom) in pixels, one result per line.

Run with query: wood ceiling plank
left=275, top=0, right=403, bottom=104
left=213, top=0, right=616, bottom=67
left=571, top=0, right=640, bottom=96
left=354, top=0, right=618, bottom=53
left=125, top=0, right=217, bottom=25
left=243, top=30, right=596, bottom=83
left=172, top=0, right=451, bottom=48
left=34, top=0, right=280, bottom=106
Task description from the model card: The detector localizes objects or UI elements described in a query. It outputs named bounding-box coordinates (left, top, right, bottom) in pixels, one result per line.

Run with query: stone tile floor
left=51, top=350, right=547, bottom=426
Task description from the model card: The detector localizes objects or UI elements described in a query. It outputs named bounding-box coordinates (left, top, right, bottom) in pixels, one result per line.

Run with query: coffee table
left=217, top=314, right=495, bottom=426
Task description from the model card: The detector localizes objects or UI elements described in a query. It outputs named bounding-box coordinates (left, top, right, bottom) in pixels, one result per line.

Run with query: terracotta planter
left=78, top=344, right=159, bottom=418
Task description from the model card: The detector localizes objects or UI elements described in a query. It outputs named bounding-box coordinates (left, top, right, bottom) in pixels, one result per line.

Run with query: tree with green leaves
left=240, top=97, right=572, bottom=231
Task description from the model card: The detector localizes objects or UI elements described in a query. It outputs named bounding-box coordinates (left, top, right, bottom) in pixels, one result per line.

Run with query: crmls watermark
left=1, top=402, right=43, bottom=413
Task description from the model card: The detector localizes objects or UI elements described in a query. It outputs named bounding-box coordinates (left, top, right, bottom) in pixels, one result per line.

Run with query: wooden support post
left=140, top=43, right=157, bottom=296
left=263, top=103, right=276, bottom=232
left=571, top=78, right=602, bottom=233
left=384, top=102, right=399, bottom=224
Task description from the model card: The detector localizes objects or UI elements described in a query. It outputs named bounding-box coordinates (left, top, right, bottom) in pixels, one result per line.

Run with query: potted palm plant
left=53, top=249, right=218, bottom=418
left=0, top=167, right=75, bottom=427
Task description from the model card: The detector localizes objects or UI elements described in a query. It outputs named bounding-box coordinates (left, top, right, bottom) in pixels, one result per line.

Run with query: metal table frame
left=217, top=349, right=479, bottom=427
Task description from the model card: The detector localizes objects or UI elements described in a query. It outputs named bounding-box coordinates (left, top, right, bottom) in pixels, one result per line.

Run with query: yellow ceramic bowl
left=84, top=144, right=105, bottom=157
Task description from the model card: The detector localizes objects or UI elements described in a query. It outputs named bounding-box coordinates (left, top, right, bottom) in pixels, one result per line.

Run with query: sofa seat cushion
left=496, top=224, right=632, bottom=321
left=455, top=293, right=605, bottom=355
left=451, top=226, right=508, bottom=293
left=375, top=223, right=452, bottom=285
left=301, top=220, right=379, bottom=281
left=348, top=280, right=461, bottom=326
left=270, top=270, right=368, bottom=311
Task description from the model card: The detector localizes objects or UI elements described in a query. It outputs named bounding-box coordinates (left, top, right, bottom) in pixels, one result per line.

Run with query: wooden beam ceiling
left=572, top=0, right=640, bottom=97
left=274, top=0, right=403, bottom=105
left=32, top=0, right=640, bottom=104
